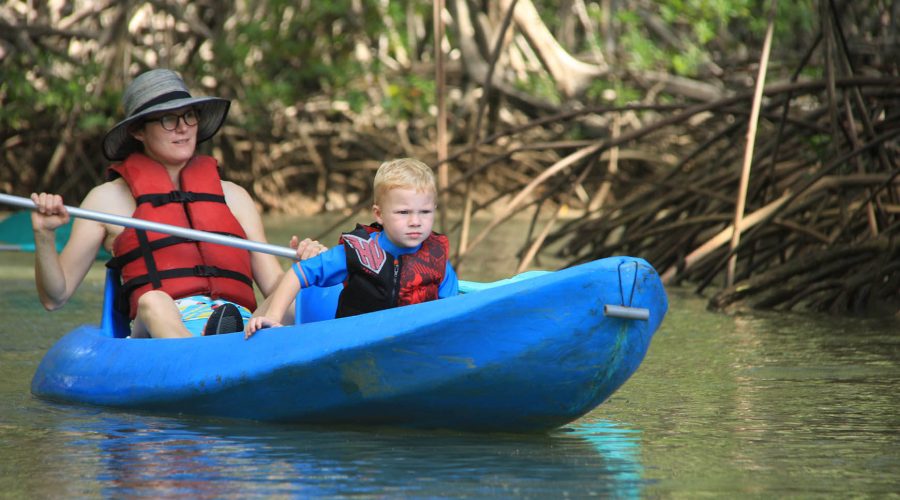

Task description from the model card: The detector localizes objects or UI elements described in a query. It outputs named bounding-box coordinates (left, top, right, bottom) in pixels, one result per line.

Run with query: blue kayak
left=31, top=256, right=667, bottom=432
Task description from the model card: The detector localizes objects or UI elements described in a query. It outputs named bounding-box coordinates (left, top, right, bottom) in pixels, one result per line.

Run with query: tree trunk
left=499, top=0, right=607, bottom=98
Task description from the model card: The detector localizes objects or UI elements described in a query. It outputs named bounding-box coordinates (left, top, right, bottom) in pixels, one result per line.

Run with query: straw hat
left=102, top=69, right=230, bottom=161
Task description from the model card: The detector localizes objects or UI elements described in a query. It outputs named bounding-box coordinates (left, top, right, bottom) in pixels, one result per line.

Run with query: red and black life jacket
left=106, top=153, right=257, bottom=318
left=336, top=223, right=448, bottom=318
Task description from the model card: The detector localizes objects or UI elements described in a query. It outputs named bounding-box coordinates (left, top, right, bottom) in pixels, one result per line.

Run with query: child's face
left=374, top=188, right=436, bottom=248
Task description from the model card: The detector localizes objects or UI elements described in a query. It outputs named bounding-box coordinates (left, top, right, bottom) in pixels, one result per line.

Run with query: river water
left=1, top=215, right=898, bottom=497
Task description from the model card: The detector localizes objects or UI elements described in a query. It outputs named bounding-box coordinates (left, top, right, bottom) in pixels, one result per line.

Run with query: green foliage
left=514, top=74, right=562, bottom=106
left=383, top=74, right=434, bottom=119
left=0, top=0, right=420, bottom=141
left=617, top=10, right=669, bottom=71
left=344, top=89, right=370, bottom=115
left=807, top=133, right=832, bottom=161
left=208, top=0, right=384, bottom=132
left=615, top=2, right=734, bottom=75
left=769, top=0, right=818, bottom=53
left=0, top=64, right=34, bottom=130
left=585, top=79, right=641, bottom=106
left=0, top=53, right=110, bottom=135
left=384, top=0, right=432, bottom=59
left=659, top=0, right=752, bottom=41
left=613, top=0, right=817, bottom=78
left=0, top=0, right=837, bottom=149
left=800, top=66, right=823, bottom=79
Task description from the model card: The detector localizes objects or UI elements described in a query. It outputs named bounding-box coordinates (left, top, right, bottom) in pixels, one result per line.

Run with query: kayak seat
left=102, top=269, right=343, bottom=335
left=101, top=268, right=131, bottom=338
left=458, top=270, right=550, bottom=293
left=290, top=270, right=553, bottom=324
left=295, top=283, right=342, bottom=324
left=292, top=269, right=550, bottom=323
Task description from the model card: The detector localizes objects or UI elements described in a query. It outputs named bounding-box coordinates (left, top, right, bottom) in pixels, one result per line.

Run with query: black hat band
left=131, top=90, right=193, bottom=116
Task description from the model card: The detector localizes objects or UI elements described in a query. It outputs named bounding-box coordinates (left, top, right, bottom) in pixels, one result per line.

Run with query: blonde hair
left=373, top=158, right=437, bottom=205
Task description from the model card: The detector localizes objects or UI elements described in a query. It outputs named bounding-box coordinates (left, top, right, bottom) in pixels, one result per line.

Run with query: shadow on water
left=9, top=403, right=647, bottom=498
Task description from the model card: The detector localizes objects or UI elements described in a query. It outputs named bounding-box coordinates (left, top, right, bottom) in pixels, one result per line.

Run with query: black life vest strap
left=106, top=232, right=247, bottom=270
left=136, top=229, right=162, bottom=290
left=106, top=235, right=187, bottom=270
left=117, top=265, right=254, bottom=314
left=136, top=191, right=226, bottom=207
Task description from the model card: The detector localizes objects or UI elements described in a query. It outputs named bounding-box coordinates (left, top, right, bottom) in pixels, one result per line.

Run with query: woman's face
left=131, top=106, right=198, bottom=169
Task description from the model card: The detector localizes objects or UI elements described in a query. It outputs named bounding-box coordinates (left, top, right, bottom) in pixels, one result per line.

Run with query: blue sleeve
left=438, top=261, right=459, bottom=298
left=294, top=246, right=349, bottom=288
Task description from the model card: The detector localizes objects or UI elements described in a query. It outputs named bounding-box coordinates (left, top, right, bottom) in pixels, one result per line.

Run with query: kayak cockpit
left=98, top=268, right=344, bottom=338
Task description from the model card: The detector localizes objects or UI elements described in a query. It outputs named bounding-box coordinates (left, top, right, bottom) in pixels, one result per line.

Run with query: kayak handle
left=607, top=260, right=650, bottom=320
left=604, top=304, right=650, bottom=321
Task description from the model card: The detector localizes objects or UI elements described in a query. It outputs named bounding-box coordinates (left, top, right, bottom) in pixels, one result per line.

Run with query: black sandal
left=203, top=303, right=244, bottom=336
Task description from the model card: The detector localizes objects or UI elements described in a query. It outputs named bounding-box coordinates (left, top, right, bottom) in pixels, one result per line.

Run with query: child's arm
left=246, top=245, right=351, bottom=338
left=245, top=265, right=302, bottom=338
left=438, top=261, right=460, bottom=298
left=295, top=245, right=350, bottom=288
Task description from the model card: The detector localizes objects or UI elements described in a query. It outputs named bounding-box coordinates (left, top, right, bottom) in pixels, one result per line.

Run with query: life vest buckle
left=193, top=265, right=220, bottom=277
left=167, top=190, right=195, bottom=203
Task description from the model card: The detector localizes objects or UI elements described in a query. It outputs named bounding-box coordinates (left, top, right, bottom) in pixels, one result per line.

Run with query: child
left=245, top=158, right=458, bottom=337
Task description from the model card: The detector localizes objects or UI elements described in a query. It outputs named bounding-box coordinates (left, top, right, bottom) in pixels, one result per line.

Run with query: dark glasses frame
left=144, top=108, right=200, bottom=131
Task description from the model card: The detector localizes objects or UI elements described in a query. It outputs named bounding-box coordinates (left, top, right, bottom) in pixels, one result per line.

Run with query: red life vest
left=107, top=153, right=257, bottom=318
left=336, top=223, right=448, bottom=318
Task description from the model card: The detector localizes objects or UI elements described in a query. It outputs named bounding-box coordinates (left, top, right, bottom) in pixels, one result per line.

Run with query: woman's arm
left=222, top=181, right=285, bottom=296
left=32, top=185, right=120, bottom=310
left=223, top=181, right=326, bottom=297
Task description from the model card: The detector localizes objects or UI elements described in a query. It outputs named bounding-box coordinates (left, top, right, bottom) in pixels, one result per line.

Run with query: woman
left=31, top=69, right=323, bottom=338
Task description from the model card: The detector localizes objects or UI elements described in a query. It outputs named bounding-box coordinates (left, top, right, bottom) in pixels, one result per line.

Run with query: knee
left=136, top=290, right=175, bottom=314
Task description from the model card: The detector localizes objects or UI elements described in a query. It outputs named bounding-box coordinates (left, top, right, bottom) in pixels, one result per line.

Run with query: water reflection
left=45, top=409, right=648, bottom=498
left=566, top=419, right=645, bottom=499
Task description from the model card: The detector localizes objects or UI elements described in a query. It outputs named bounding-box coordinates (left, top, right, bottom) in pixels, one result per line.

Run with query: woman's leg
left=131, top=290, right=193, bottom=338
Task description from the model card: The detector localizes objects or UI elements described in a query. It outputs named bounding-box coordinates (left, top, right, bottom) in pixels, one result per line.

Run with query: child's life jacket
left=336, top=223, right=448, bottom=318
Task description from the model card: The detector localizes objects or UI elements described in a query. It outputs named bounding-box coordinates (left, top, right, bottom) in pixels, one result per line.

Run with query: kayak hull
left=32, top=257, right=667, bottom=432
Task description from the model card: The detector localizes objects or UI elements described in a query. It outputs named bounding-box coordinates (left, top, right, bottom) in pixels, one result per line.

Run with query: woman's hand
left=30, top=193, right=70, bottom=234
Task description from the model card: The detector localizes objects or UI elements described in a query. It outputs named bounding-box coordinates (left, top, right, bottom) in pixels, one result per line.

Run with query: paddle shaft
left=0, top=192, right=300, bottom=260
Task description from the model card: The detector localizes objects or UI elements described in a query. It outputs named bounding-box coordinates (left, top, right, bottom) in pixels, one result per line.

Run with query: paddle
left=0, top=243, right=31, bottom=252
left=2, top=192, right=653, bottom=321
left=0, top=192, right=300, bottom=260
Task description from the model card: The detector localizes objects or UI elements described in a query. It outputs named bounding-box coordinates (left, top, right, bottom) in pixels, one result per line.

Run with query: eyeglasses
left=144, top=109, right=199, bottom=131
